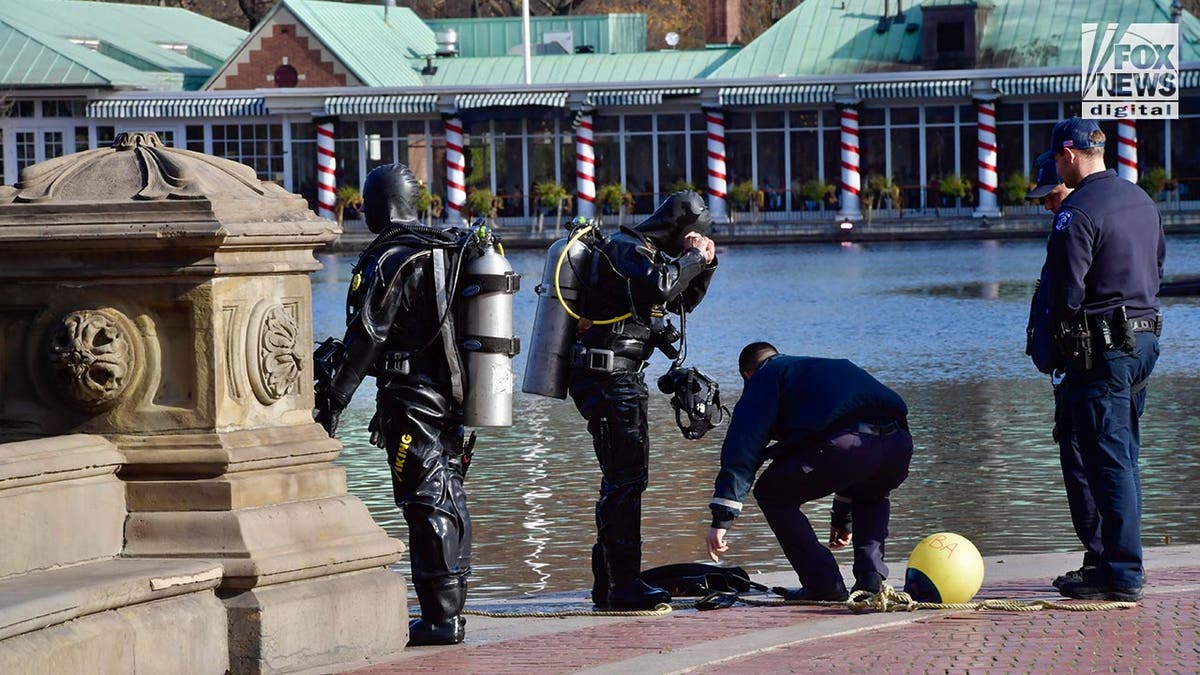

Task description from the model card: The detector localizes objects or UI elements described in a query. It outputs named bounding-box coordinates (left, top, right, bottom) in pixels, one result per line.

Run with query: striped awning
left=325, top=94, right=438, bottom=116
left=584, top=88, right=701, bottom=107
left=718, top=84, right=835, bottom=106
left=456, top=91, right=568, bottom=109
left=854, top=79, right=971, bottom=100
left=991, top=75, right=1081, bottom=96
left=87, top=97, right=267, bottom=119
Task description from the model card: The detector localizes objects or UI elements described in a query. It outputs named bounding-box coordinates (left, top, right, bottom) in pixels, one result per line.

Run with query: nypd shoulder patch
left=1054, top=210, right=1073, bottom=231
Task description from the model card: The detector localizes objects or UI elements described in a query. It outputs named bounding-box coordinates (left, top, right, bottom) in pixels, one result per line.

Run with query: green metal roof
left=425, top=14, right=646, bottom=57
left=0, top=0, right=245, bottom=90
left=282, top=0, right=435, bottom=87
left=423, top=48, right=737, bottom=88
left=712, top=0, right=1200, bottom=78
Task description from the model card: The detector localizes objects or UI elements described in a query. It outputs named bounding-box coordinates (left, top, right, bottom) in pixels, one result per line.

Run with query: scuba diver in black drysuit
left=314, top=163, right=476, bottom=646
left=568, top=190, right=718, bottom=609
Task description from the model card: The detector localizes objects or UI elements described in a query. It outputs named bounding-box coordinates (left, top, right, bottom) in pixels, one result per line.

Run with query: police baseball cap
left=1047, top=117, right=1105, bottom=154
left=1025, top=151, right=1061, bottom=200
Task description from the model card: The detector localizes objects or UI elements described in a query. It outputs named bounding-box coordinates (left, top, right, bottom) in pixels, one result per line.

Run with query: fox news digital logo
left=1082, top=23, right=1179, bottom=120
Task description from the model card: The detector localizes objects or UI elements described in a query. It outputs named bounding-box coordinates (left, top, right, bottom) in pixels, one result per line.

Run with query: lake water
left=312, top=235, right=1200, bottom=598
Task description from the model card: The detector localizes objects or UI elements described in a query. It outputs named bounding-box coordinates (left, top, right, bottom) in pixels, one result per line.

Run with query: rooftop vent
left=435, top=28, right=458, bottom=57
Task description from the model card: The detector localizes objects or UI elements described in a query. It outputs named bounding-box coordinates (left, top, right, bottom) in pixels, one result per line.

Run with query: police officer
left=314, top=163, right=475, bottom=645
left=1039, top=118, right=1164, bottom=602
left=1025, top=152, right=1101, bottom=591
left=570, top=190, right=717, bottom=609
left=705, top=342, right=912, bottom=600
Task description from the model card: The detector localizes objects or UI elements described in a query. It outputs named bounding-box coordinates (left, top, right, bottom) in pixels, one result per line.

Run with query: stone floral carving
left=248, top=302, right=303, bottom=404
left=46, top=309, right=137, bottom=410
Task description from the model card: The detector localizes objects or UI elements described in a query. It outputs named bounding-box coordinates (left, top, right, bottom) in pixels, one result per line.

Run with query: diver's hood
left=362, top=163, right=421, bottom=234
left=633, top=190, right=712, bottom=255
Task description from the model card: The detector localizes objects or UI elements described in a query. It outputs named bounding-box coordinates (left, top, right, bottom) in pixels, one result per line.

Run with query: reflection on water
left=313, top=236, right=1200, bottom=598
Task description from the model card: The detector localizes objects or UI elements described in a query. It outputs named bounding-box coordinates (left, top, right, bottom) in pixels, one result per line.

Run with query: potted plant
left=865, top=175, right=901, bottom=213
left=597, top=183, right=635, bottom=226
left=938, top=174, right=972, bottom=210
left=727, top=180, right=763, bottom=222
left=334, top=185, right=363, bottom=227
left=1000, top=171, right=1031, bottom=206
left=1138, top=166, right=1169, bottom=201
left=665, top=178, right=697, bottom=195
left=417, top=183, right=434, bottom=222
left=800, top=179, right=833, bottom=211
left=466, top=187, right=500, bottom=224
left=533, top=180, right=569, bottom=232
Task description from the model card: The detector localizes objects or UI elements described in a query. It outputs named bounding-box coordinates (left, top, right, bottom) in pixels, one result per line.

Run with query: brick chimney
left=706, top=0, right=742, bottom=46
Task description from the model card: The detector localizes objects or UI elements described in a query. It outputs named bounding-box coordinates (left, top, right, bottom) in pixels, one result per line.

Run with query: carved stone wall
left=0, top=133, right=407, bottom=673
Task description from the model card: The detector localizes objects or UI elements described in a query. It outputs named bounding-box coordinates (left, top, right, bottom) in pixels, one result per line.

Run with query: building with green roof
left=4, top=0, right=1200, bottom=223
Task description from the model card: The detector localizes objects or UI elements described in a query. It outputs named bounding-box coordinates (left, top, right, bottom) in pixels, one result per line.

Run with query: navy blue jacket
left=709, top=355, right=907, bottom=527
left=1046, top=169, right=1164, bottom=321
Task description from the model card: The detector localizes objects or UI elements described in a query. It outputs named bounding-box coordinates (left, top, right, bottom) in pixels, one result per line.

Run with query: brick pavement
left=352, top=565, right=1199, bottom=675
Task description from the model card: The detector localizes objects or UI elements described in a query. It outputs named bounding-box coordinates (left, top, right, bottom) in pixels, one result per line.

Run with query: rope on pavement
left=737, top=584, right=1136, bottom=613
left=462, top=603, right=674, bottom=618
left=456, top=584, right=1134, bottom=619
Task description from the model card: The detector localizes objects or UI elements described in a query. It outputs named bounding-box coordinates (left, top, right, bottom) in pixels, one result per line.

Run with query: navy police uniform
left=569, top=191, right=717, bottom=609
left=709, top=355, right=912, bottom=597
left=1044, top=167, right=1164, bottom=596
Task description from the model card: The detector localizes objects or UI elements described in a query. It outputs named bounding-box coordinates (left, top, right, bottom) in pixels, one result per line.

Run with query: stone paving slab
left=348, top=545, right=1200, bottom=675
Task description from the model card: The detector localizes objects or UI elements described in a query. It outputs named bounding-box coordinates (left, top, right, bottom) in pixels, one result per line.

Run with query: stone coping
left=0, top=558, right=223, bottom=642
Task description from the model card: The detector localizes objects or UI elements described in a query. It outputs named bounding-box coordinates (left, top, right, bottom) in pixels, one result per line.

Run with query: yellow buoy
left=903, top=532, right=985, bottom=603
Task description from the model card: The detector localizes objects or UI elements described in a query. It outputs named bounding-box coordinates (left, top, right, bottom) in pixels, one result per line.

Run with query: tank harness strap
left=432, top=248, right=466, bottom=406
left=462, top=272, right=521, bottom=296
left=461, top=335, right=521, bottom=356
left=569, top=344, right=644, bottom=373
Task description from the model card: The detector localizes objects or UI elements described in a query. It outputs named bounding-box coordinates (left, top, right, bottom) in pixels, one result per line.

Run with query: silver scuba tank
left=460, top=231, right=520, bottom=427
left=522, top=229, right=593, bottom=398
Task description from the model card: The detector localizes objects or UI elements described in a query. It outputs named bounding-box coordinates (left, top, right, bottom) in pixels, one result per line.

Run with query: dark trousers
left=753, top=427, right=913, bottom=592
left=569, top=369, right=651, bottom=587
left=1062, top=331, right=1158, bottom=589
left=378, top=383, right=471, bottom=587
left=1055, top=383, right=1103, bottom=568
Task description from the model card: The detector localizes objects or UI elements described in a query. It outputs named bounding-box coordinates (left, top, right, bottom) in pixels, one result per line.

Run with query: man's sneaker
left=1052, top=565, right=1096, bottom=590
left=772, top=582, right=849, bottom=602
left=1058, top=576, right=1143, bottom=602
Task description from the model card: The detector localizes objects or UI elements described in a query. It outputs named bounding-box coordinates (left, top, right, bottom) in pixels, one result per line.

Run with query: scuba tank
left=522, top=218, right=599, bottom=399
left=459, top=225, right=520, bottom=427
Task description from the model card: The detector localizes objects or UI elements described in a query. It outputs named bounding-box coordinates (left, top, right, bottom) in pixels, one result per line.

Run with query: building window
left=44, top=131, right=64, bottom=160
left=494, top=120, right=524, bottom=217
left=42, top=100, right=85, bottom=117
left=16, top=132, right=36, bottom=171
left=274, top=64, right=299, bottom=88
left=936, top=22, right=965, bottom=53
left=10, top=101, right=35, bottom=118
left=211, top=123, right=284, bottom=183
left=186, top=125, right=205, bottom=152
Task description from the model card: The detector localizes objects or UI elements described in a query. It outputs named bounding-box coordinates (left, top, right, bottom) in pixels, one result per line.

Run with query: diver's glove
left=314, top=393, right=343, bottom=437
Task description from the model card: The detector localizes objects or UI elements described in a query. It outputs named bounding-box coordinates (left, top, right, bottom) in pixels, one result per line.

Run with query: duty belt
left=848, top=420, right=903, bottom=437
left=570, top=344, right=645, bottom=374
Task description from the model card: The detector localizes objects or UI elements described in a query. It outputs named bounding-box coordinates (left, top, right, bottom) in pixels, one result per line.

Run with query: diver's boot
left=605, top=544, right=670, bottom=610
left=408, top=576, right=467, bottom=646
left=590, top=543, right=610, bottom=608
left=608, top=578, right=671, bottom=609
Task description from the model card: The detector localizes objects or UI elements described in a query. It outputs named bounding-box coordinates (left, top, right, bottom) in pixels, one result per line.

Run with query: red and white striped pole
left=444, top=115, right=467, bottom=224
left=1117, top=119, right=1138, bottom=183
left=316, top=120, right=336, bottom=220
left=837, top=105, right=862, bottom=220
left=575, top=112, right=596, bottom=219
left=974, top=100, right=1000, bottom=217
left=705, top=109, right=728, bottom=222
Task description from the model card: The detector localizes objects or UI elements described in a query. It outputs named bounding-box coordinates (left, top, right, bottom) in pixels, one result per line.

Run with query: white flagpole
left=522, top=0, right=532, bottom=84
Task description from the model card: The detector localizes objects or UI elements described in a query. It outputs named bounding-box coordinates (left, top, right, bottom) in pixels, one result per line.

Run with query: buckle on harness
left=571, top=345, right=615, bottom=372
left=382, top=351, right=410, bottom=375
